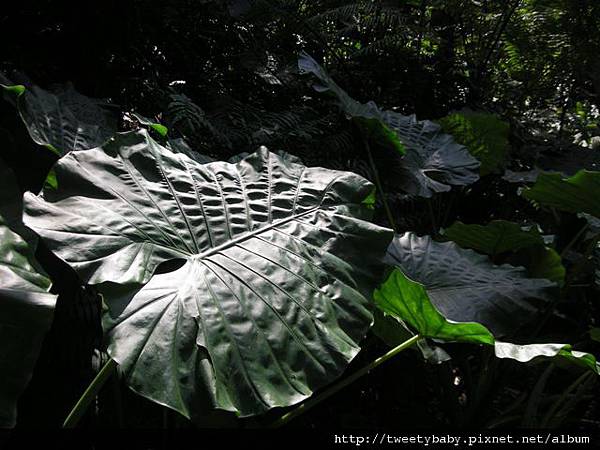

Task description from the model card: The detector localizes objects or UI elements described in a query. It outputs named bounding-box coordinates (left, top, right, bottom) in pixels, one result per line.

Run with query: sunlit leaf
left=23, top=130, right=393, bottom=418
left=374, top=270, right=599, bottom=374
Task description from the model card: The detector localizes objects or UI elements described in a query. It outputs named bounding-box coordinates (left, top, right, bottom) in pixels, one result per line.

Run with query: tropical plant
left=1, top=0, right=599, bottom=436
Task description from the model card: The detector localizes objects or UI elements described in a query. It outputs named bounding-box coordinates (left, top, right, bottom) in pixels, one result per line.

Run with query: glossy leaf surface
left=23, top=130, right=393, bottom=418
left=0, top=162, right=56, bottom=427
left=384, top=233, right=554, bottom=336
left=4, top=82, right=117, bottom=156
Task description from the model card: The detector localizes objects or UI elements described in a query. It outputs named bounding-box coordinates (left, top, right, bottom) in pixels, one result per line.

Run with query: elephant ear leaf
left=23, top=130, right=393, bottom=418
left=374, top=270, right=599, bottom=375
left=380, top=112, right=480, bottom=197
left=522, top=170, right=600, bottom=218
left=298, top=53, right=479, bottom=198
left=0, top=163, right=56, bottom=428
left=384, top=233, right=554, bottom=337
left=2, top=82, right=117, bottom=156
left=298, top=52, right=405, bottom=156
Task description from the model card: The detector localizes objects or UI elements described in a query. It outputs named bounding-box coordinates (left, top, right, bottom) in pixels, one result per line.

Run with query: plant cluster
left=1, top=0, right=599, bottom=432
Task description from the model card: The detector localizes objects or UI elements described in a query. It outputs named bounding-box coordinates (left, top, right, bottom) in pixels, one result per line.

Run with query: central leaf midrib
left=189, top=206, right=321, bottom=261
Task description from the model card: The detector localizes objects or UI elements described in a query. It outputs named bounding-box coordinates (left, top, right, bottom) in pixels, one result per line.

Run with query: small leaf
left=44, top=168, right=58, bottom=190
left=1, top=84, right=26, bottom=96
left=131, top=112, right=169, bottom=137
left=361, top=187, right=376, bottom=210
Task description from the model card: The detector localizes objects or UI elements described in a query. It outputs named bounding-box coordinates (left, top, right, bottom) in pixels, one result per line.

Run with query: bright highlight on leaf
left=0, top=161, right=57, bottom=428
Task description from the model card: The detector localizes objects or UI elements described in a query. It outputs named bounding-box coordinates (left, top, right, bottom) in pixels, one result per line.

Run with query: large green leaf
left=298, top=53, right=480, bottom=197
left=522, top=170, right=600, bottom=218
left=23, top=130, right=393, bottom=418
left=438, top=111, right=509, bottom=176
left=0, top=163, right=56, bottom=428
left=374, top=270, right=599, bottom=374
left=2, top=82, right=117, bottom=156
left=442, top=220, right=565, bottom=284
left=442, top=220, right=544, bottom=257
left=384, top=233, right=554, bottom=337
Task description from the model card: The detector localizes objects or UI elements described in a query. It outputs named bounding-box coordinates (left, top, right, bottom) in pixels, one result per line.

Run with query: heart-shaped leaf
left=23, top=130, right=393, bottom=418
left=384, top=233, right=554, bottom=337
left=381, top=112, right=481, bottom=197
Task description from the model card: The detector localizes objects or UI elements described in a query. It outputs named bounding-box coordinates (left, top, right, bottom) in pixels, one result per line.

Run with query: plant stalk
left=541, top=371, right=594, bottom=428
left=362, top=133, right=398, bottom=232
left=560, top=222, right=588, bottom=258
left=270, top=334, right=421, bottom=428
left=63, top=358, right=118, bottom=428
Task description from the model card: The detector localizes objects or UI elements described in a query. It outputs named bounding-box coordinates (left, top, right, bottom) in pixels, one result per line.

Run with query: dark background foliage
left=1, top=0, right=599, bottom=439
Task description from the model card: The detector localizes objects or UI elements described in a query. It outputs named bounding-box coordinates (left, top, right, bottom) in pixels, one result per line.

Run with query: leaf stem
left=63, top=358, right=118, bottom=428
left=427, top=199, right=438, bottom=234
left=541, top=370, right=594, bottom=428
left=270, top=334, right=421, bottom=428
left=362, top=133, right=398, bottom=232
left=560, top=222, right=588, bottom=258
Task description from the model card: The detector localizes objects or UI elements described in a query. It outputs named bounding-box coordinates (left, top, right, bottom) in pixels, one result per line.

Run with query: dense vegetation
left=1, top=0, right=600, bottom=442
